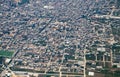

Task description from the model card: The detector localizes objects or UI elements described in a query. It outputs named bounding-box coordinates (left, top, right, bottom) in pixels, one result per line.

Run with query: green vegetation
left=86, top=54, right=95, bottom=60
left=0, top=50, right=14, bottom=58
left=112, top=43, right=120, bottom=54
left=111, top=27, right=120, bottom=36
left=112, top=65, right=117, bottom=68
left=62, top=72, right=82, bottom=75
left=33, top=40, right=47, bottom=46
left=38, top=75, right=58, bottom=77
left=100, top=69, right=120, bottom=77
left=11, top=67, right=44, bottom=73
left=111, top=20, right=120, bottom=37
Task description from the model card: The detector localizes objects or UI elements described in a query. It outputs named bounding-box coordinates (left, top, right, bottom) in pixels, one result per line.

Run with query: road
left=1, top=14, right=54, bottom=77
left=0, top=45, right=24, bottom=77
left=13, top=71, right=84, bottom=77
left=59, top=52, right=65, bottom=77
left=84, top=49, right=86, bottom=77
left=44, top=55, right=52, bottom=74
left=39, top=17, right=54, bottom=33
left=95, top=15, right=120, bottom=19
left=94, top=7, right=120, bottom=20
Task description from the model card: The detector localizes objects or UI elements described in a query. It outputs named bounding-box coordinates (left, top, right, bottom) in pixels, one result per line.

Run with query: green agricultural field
left=0, top=50, right=14, bottom=58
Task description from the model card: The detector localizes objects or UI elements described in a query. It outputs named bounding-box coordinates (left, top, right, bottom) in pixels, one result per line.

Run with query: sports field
left=0, top=50, right=14, bottom=58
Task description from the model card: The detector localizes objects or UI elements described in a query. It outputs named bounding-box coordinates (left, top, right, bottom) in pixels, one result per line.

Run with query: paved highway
left=0, top=45, right=24, bottom=77
left=13, top=71, right=84, bottom=77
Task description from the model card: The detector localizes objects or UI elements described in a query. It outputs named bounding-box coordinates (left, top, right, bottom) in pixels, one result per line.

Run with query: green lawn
left=0, top=50, right=14, bottom=58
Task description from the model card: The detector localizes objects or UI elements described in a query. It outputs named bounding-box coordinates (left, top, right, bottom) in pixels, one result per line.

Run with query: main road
left=0, top=45, right=24, bottom=77
left=13, top=71, right=84, bottom=77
